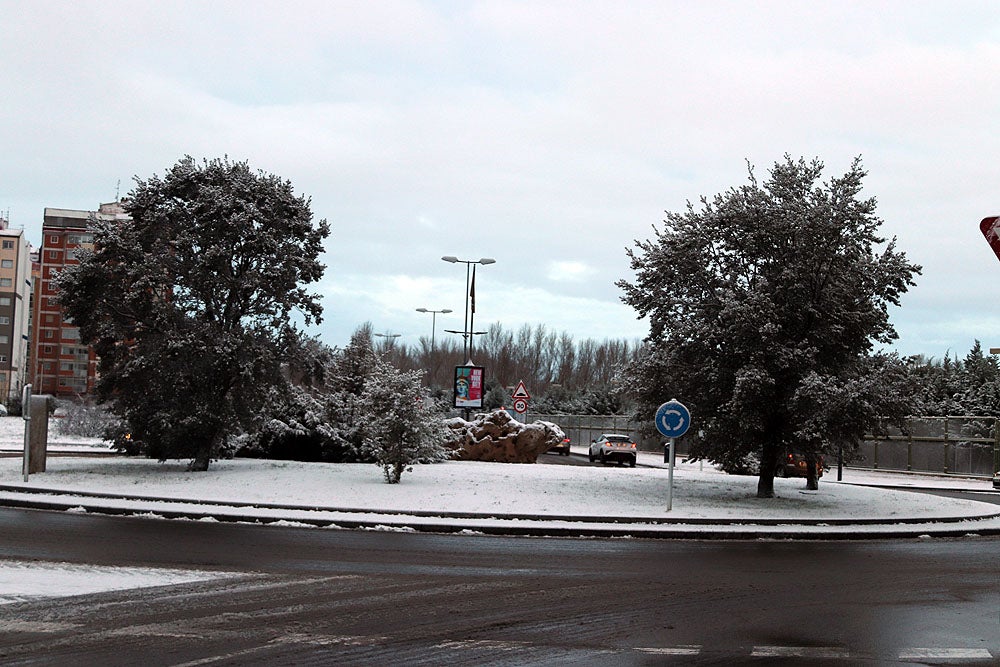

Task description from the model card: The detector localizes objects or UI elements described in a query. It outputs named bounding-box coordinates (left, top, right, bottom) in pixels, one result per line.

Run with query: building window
left=47, top=250, right=59, bottom=259
left=0, top=336, right=7, bottom=344
left=44, top=330, right=54, bottom=339
left=0, top=298, right=9, bottom=306
left=1, top=240, right=13, bottom=249
left=0, top=278, right=10, bottom=287
left=49, top=235, right=58, bottom=244
left=0, top=260, right=12, bottom=268
left=0, top=356, right=7, bottom=363
left=43, top=346, right=53, bottom=354
left=0, top=316, right=8, bottom=325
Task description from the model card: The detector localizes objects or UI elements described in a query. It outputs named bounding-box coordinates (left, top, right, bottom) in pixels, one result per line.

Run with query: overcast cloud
left=2, top=1, right=998, bottom=357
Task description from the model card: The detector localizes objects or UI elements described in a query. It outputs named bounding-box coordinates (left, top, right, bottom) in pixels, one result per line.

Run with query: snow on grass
left=0, top=417, right=995, bottom=523
left=1, top=451, right=995, bottom=522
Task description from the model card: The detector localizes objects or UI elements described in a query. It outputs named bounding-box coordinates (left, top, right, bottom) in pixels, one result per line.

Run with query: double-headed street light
left=373, top=332, right=401, bottom=354
left=441, top=256, right=495, bottom=362
left=415, top=308, right=452, bottom=350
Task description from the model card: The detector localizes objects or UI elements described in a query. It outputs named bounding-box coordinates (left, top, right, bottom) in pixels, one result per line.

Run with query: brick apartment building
left=30, top=201, right=128, bottom=398
left=0, top=214, right=33, bottom=401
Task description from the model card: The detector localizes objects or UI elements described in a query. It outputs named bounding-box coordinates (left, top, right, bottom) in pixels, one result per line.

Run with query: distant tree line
left=373, top=322, right=644, bottom=414
left=899, top=341, right=1000, bottom=417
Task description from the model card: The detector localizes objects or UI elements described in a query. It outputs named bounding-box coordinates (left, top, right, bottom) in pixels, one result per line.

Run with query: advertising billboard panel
left=454, top=365, right=484, bottom=409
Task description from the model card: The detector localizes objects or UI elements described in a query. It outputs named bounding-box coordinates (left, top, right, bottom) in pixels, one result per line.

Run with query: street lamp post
left=373, top=332, right=400, bottom=355
left=441, top=256, right=495, bottom=362
left=444, top=329, right=488, bottom=350
left=415, top=308, right=452, bottom=351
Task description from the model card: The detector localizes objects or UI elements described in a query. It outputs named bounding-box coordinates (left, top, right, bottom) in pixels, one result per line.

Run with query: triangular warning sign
left=511, top=380, right=531, bottom=400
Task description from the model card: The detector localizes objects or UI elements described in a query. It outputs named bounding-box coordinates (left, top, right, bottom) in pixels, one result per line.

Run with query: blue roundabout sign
left=655, top=400, right=691, bottom=438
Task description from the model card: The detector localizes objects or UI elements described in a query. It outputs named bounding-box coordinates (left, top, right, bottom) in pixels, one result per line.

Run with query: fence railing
left=861, top=416, right=999, bottom=478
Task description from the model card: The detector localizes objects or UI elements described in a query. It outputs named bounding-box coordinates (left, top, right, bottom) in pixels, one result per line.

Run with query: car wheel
left=599, top=452, right=606, bottom=464
left=775, top=465, right=787, bottom=478
left=588, top=452, right=595, bottom=463
left=629, top=457, right=636, bottom=468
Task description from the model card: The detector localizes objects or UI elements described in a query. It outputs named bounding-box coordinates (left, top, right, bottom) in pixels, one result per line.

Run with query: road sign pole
left=667, top=437, right=675, bottom=511
left=655, top=399, right=690, bottom=513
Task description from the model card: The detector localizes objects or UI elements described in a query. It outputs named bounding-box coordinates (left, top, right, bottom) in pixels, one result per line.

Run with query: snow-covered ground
left=0, top=560, right=239, bottom=606
left=4, top=452, right=998, bottom=522
left=1, top=417, right=997, bottom=605
left=0, top=416, right=995, bottom=522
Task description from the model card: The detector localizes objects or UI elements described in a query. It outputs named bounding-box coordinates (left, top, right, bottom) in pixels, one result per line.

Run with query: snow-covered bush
left=54, top=400, right=118, bottom=438
left=241, top=386, right=372, bottom=463
left=359, top=359, right=451, bottom=483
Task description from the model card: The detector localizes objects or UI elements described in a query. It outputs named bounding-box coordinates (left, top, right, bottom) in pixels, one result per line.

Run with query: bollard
left=27, top=395, right=50, bottom=474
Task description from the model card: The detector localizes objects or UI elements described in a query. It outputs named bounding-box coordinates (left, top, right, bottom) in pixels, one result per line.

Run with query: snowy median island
left=0, top=410, right=996, bottom=525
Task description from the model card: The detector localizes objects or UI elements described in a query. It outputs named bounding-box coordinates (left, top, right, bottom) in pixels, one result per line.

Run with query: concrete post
left=27, top=395, right=49, bottom=474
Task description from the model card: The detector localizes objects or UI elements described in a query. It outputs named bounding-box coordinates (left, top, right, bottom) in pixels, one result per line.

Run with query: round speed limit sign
left=512, top=398, right=528, bottom=414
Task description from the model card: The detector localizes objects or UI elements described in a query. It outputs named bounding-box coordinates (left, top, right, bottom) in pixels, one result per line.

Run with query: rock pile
left=444, top=410, right=566, bottom=463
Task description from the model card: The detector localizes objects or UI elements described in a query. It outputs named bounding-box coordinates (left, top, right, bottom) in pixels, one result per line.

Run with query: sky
left=2, top=1, right=999, bottom=358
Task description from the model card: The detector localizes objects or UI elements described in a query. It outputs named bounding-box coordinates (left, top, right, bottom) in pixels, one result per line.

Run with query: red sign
left=511, top=380, right=531, bottom=401
left=980, top=216, right=1000, bottom=262
left=512, top=398, right=528, bottom=414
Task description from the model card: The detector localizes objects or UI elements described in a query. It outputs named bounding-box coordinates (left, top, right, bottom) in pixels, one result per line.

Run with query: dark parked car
left=589, top=433, right=637, bottom=467
left=775, top=452, right=824, bottom=478
left=547, top=437, right=572, bottom=456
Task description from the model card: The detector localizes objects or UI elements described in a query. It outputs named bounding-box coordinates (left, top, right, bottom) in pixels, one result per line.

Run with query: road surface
left=1, top=507, right=997, bottom=665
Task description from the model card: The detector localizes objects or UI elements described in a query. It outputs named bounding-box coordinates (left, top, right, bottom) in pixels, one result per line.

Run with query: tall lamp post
left=441, top=256, right=495, bottom=362
left=415, top=308, right=452, bottom=351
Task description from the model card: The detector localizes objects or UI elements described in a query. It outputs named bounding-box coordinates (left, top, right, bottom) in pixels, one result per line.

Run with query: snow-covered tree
left=618, top=156, right=920, bottom=497
left=55, top=156, right=330, bottom=471
left=359, top=358, right=451, bottom=483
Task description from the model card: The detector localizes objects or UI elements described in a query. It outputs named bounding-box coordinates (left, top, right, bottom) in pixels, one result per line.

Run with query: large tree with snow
left=618, top=156, right=920, bottom=497
left=56, top=156, right=330, bottom=471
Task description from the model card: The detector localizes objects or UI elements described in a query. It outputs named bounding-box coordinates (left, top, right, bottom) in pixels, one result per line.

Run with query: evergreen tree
left=359, top=359, right=450, bottom=483
left=56, top=156, right=329, bottom=471
left=618, top=156, right=920, bottom=497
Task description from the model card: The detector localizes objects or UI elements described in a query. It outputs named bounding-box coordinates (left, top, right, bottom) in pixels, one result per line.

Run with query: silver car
left=588, top=433, right=637, bottom=467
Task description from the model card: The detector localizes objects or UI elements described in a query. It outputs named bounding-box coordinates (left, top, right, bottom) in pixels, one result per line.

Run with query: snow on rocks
left=444, top=410, right=565, bottom=463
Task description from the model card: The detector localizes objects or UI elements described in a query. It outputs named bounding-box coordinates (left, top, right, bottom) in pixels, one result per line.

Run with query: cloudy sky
left=2, top=1, right=998, bottom=358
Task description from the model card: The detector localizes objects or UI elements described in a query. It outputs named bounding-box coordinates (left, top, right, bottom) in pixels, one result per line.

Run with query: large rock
left=444, top=410, right=566, bottom=463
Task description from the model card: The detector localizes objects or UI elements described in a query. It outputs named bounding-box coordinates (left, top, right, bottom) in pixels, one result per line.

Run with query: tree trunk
left=757, top=442, right=781, bottom=498
left=805, top=453, right=820, bottom=491
left=188, top=430, right=221, bottom=472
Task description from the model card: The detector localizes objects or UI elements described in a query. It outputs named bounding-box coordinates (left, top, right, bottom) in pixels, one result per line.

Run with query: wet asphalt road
left=1, top=503, right=998, bottom=665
